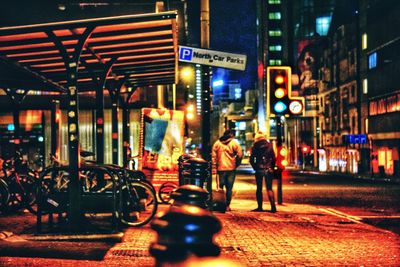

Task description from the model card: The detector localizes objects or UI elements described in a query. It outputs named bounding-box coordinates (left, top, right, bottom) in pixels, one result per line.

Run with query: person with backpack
left=249, top=131, right=277, bottom=212
left=212, top=129, right=243, bottom=211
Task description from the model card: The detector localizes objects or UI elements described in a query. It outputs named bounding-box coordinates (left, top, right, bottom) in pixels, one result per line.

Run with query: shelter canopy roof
left=0, top=11, right=178, bottom=93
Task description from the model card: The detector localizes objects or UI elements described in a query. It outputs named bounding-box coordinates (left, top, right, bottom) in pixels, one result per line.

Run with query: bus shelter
left=0, top=11, right=178, bottom=229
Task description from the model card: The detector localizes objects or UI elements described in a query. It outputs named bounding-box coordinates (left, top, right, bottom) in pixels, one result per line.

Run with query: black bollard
left=149, top=205, right=221, bottom=266
left=170, top=185, right=209, bottom=209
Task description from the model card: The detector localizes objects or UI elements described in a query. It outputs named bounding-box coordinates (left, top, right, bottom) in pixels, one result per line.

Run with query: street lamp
left=181, top=66, right=194, bottom=82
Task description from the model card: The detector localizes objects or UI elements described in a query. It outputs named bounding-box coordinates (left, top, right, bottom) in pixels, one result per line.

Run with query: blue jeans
left=218, top=170, right=236, bottom=206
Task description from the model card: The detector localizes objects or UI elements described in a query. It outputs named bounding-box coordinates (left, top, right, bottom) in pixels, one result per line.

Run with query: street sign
left=178, top=45, right=247, bottom=71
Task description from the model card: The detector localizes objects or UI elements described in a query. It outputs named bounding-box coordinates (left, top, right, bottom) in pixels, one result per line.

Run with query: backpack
left=252, top=142, right=275, bottom=170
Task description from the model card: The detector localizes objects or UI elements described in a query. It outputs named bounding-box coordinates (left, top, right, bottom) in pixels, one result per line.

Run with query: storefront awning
left=0, top=11, right=178, bottom=93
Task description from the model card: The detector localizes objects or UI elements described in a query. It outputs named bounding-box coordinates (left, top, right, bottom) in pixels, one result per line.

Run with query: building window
left=269, top=45, right=282, bottom=51
left=387, top=95, right=397, bottom=112
left=363, top=78, right=368, bottom=94
left=268, top=12, right=281, bottom=20
left=316, top=16, right=331, bottom=36
left=397, top=93, right=400, bottom=111
left=362, top=33, right=367, bottom=50
left=268, top=30, right=282, bottom=36
left=268, top=0, right=281, bottom=4
left=369, top=101, right=377, bottom=116
left=269, top=59, right=282, bottom=66
left=368, top=52, right=377, bottom=69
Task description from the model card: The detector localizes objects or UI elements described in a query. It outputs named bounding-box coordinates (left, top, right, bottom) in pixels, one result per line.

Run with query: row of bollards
left=149, top=155, right=241, bottom=266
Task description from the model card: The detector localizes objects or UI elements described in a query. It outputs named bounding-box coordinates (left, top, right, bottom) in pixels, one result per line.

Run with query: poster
left=140, top=108, right=184, bottom=189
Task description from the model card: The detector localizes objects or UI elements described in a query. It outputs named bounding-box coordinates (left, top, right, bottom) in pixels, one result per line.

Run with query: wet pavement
left=1, top=199, right=399, bottom=266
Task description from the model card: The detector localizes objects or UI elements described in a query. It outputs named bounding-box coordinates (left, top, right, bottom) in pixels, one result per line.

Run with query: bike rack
left=36, top=165, right=120, bottom=233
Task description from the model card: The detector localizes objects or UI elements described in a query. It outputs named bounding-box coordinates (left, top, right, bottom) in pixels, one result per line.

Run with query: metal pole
left=276, top=117, right=283, bottom=204
left=96, top=87, right=104, bottom=164
left=313, top=116, right=318, bottom=169
left=200, top=0, right=212, bottom=195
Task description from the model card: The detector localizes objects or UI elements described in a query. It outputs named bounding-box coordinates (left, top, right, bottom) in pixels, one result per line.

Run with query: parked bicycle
left=0, top=152, right=38, bottom=214
left=37, top=152, right=158, bottom=227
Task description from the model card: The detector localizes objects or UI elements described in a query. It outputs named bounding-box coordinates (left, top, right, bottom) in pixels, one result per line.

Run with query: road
left=234, top=167, right=400, bottom=234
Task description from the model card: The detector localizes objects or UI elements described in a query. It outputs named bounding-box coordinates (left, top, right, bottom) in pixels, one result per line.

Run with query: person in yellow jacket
left=212, top=129, right=243, bottom=211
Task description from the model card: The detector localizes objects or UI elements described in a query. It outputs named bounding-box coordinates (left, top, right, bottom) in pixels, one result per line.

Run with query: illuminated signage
left=179, top=46, right=247, bottom=71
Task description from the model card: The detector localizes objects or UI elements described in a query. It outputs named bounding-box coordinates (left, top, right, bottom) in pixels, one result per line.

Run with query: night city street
left=1, top=169, right=400, bottom=266
left=0, top=0, right=400, bottom=266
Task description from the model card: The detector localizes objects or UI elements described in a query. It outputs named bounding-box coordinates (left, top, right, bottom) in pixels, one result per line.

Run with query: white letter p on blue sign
left=179, top=47, right=193, bottom=61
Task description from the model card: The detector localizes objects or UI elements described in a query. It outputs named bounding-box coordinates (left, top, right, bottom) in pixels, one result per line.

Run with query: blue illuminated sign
left=179, top=47, right=193, bottom=61
left=342, top=134, right=367, bottom=144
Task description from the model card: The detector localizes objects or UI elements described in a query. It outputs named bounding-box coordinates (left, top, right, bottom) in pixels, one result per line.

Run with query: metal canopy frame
left=0, top=12, right=178, bottom=230
left=0, top=11, right=178, bottom=92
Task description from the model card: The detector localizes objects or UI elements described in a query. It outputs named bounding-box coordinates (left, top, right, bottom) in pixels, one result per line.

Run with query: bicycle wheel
left=119, top=181, right=158, bottom=227
left=158, top=182, right=178, bottom=204
left=0, top=178, right=9, bottom=212
left=18, top=173, right=38, bottom=214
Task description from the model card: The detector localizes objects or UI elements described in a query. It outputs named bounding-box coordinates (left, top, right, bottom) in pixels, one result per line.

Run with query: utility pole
left=200, top=0, right=212, bottom=195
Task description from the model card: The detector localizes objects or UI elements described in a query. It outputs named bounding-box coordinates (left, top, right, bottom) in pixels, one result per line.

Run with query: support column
left=96, top=87, right=104, bottom=164
left=50, top=100, right=60, bottom=158
left=46, top=27, right=94, bottom=230
left=111, top=101, right=119, bottom=165
left=66, top=66, right=81, bottom=229
left=122, top=106, right=130, bottom=168
left=157, top=85, right=165, bottom=108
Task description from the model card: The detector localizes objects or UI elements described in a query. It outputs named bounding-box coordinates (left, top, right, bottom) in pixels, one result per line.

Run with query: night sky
left=210, top=0, right=257, bottom=96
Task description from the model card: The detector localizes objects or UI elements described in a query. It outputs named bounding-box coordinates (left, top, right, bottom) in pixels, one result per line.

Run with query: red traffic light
left=302, top=145, right=310, bottom=153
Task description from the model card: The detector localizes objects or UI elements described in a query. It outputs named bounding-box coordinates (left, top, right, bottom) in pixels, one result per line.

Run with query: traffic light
left=302, top=145, right=311, bottom=154
left=267, top=66, right=304, bottom=116
left=276, top=145, right=288, bottom=170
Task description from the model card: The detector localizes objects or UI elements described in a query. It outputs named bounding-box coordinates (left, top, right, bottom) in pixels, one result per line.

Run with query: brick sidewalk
left=1, top=200, right=400, bottom=266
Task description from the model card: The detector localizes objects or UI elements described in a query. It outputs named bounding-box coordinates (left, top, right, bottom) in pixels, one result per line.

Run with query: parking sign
left=178, top=45, right=247, bottom=71
left=179, top=47, right=193, bottom=61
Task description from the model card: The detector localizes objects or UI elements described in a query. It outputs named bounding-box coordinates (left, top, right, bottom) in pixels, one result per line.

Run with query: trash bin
left=178, top=155, right=210, bottom=188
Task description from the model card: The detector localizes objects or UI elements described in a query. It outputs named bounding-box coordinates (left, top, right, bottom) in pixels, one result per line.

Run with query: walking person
left=250, top=131, right=277, bottom=212
left=212, top=129, right=243, bottom=211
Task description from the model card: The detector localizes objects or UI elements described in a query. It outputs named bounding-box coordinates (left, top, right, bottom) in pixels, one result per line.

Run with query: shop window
left=377, top=98, right=387, bottom=114
left=397, top=93, right=400, bottom=111
left=387, top=95, right=397, bottom=112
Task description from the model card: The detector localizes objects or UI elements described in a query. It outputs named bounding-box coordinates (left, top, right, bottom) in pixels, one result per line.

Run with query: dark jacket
left=250, top=139, right=276, bottom=171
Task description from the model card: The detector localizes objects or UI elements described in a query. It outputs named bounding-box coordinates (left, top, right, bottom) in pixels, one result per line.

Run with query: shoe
left=251, top=208, right=264, bottom=212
